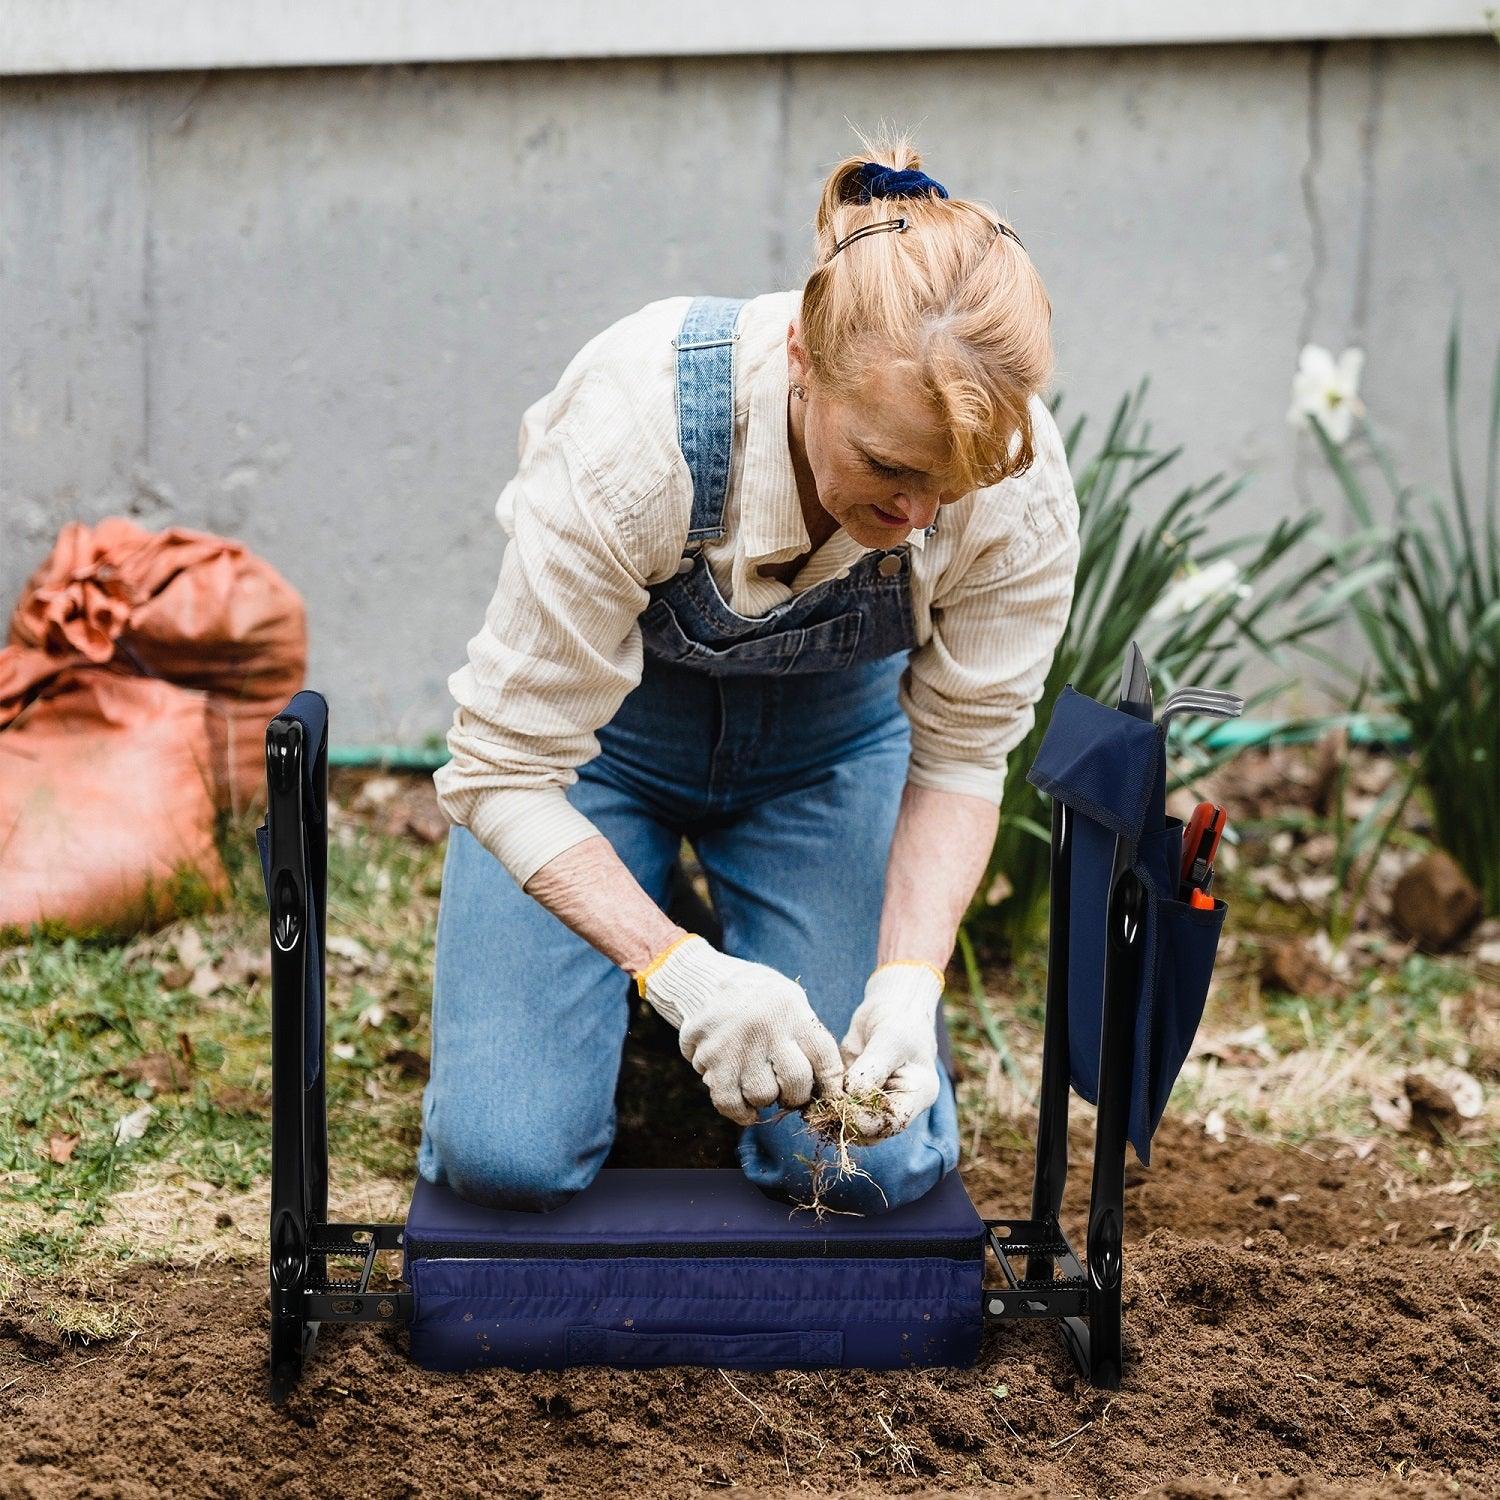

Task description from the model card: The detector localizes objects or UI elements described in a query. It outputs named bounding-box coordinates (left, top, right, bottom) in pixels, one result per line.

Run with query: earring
left=790, top=382, right=808, bottom=401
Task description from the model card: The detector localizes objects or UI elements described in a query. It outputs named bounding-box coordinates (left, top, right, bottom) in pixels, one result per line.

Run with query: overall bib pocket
left=641, top=597, right=865, bottom=676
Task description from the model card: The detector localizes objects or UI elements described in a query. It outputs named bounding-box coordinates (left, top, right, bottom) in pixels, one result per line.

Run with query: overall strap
left=672, top=296, right=746, bottom=545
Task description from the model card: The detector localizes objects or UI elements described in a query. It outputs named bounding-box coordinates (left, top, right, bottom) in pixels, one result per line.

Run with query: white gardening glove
left=840, top=961, right=944, bottom=1140
left=635, top=935, right=844, bottom=1126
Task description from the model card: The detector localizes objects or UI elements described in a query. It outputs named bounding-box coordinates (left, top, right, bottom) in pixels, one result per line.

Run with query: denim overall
left=640, top=295, right=923, bottom=675
left=419, top=296, right=961, bottom=1215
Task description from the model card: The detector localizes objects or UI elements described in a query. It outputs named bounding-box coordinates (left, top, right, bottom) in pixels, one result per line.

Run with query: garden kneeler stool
left=258, top=641, right=1232, bottom=1400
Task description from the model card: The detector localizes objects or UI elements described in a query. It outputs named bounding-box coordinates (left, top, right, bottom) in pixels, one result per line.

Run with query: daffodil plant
left=1293, top=326, right=1500, bottom=915
left=974, top=384, right=1334, bottom=955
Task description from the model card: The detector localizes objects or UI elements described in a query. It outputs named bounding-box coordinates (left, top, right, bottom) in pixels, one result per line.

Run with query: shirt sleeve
left=432, top=381, right=678, bottom=887
left=899, top=451, right=1081, bottom=804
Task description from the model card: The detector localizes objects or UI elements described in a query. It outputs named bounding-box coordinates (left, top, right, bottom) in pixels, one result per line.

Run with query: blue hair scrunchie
left=854, top=161, right=950, bottom=202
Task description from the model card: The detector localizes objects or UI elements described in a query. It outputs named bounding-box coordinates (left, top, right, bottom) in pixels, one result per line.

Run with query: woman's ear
left=786, top=321, right=810, bottom=387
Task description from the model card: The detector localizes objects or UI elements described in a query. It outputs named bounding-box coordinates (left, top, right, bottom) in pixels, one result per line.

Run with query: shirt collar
left=739, top=291, right=928, bottom=561
left=740, top=319, right=807, bottom=563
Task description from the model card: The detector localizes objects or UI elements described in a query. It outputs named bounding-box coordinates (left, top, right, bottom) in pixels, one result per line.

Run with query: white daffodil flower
left=1148, top=558, right=1253, bottom=622
left=1288, top=343, right=1365, bottom=443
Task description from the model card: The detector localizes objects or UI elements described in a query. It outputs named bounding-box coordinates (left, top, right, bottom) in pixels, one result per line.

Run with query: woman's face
left=787, top=322, right=963, bottom=550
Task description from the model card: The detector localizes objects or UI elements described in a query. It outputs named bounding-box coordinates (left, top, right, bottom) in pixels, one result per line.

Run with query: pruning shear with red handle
left=1179, top=802, right=1226, bottom=909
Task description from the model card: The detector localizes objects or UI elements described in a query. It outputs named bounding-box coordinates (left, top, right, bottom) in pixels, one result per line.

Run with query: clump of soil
left=5, top=1120, right=1496, bottom=1499
left=803, top=1087, right=896, bottom=1146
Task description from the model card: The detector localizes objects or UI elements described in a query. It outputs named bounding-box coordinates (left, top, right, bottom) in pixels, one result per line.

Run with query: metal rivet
left=988, top=1297, right=1005, bottom=1316
left=878, top=554, right=902, bottom=577
left=675, top=557, right=694, bottom=576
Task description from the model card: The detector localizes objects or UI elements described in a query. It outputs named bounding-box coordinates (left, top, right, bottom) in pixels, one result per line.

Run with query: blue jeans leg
left=417, top=769, right=679, bottom=1210
left=695, top=727, right=961, bottom=1215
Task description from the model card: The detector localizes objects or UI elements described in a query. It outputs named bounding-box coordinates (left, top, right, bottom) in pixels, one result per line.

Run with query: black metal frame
left=264, top=711, right=408, bottom=1404
left=979, top=798, right=1145, bottom=1388
left=265, top=649, right=1153, bottom=1397
left=980, top=644, right=1156, bottom=1387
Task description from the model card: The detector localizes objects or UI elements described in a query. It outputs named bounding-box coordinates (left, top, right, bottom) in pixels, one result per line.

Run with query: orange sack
left=0, top=518, right=306, bottom=933
left=0, top=670, right=228, bottom=932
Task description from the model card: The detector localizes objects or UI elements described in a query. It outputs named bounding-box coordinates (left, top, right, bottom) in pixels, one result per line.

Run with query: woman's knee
left=740, top=1111, right=956, bottom=1216
left=420, top=1093, right=610, bottom=1212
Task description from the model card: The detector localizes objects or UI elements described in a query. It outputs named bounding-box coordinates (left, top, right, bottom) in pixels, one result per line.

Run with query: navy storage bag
left=404, top=1168, right=985, bottom=1371
left=1027, top=685, right=1227, bottom=1162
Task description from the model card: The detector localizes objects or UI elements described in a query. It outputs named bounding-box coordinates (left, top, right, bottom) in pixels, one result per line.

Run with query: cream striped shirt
left=434, top=290, right=1081, bottom=887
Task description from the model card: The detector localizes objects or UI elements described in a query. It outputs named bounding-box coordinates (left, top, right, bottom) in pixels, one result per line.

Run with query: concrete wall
left=2, top=39, right=1496, bottom=742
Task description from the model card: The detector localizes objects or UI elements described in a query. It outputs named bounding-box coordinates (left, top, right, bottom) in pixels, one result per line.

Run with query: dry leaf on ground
left=113, top=1105, right=156, bottom=1146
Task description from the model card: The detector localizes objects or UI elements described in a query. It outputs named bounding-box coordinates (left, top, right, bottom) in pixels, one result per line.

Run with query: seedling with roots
left=793, top=1086, right=896, bottom=1219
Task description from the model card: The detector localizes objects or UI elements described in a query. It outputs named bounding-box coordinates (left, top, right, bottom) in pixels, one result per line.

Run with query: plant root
left=792, top=1088, right=895, bottom=1220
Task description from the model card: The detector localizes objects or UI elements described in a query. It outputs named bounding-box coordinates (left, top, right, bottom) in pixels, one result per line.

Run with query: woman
left=424, top=132, right=1080, bottom=1215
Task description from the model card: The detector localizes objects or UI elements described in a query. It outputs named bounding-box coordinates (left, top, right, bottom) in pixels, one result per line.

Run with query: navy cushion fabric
left=404, top=1168, right=985, bottom=1371
left=256, top=690, right=328, bottom=1087
left=1027, top=684, right=1226, bottom=1162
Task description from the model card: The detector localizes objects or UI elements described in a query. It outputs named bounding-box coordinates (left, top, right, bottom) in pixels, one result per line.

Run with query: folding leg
left=304, top=725, right=329, bottom=1289
left=1028, top=799, right=1073, bottom=1265
left=266, top=714, right=320, bottom=1401
left=264, top=696, right=408, bottom=1405
left=986, top=642, right=1160, bottom=1389
left=1082, top=860, right=1146, bottom=1389
left=985, top=797, right=1093, bottom=1372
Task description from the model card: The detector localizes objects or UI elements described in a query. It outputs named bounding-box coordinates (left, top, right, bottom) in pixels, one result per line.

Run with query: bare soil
left=4, top=1105, right=1496, bottom=1500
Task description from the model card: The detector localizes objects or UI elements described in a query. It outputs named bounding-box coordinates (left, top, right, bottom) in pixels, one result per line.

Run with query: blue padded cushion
left=404, top=1168, right=984, bottom=1372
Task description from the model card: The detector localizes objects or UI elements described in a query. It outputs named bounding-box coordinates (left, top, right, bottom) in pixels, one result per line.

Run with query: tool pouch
left=1027, top=686, right=1228, bottom=1163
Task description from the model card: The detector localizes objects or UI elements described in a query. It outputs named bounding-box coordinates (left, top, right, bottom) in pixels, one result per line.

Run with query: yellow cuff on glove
left=633, top=933, right=697, bottom=999
left=873, top=958, right=945, bottom=991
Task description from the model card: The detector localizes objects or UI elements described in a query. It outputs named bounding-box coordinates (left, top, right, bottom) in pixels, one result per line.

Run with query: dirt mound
left=3, top=1238, right=1493, bottom=1499
left=4, top=1123, right=1496, bottom=1499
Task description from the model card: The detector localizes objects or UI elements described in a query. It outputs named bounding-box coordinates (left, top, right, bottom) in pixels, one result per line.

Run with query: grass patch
left=0, top=798, right=444, bottom=1294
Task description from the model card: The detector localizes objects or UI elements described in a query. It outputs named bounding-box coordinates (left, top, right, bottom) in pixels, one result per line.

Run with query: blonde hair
left=799, top=125, right=1054, bottom=490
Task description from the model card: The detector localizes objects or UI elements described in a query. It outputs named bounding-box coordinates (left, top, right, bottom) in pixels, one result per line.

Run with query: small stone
left=384, top=1047, right=430, bottom=1080
left=1468, top=918, right=1500, bottom=968
left=357, top=776, right=403, bottom=808
left=400, top=795, right=449, bottom=845
left=1259, top=937, right=1340, bottom=998
left=1406, top=1065, right=1484, bottom=1120
left=327, top=935, right=372, bottom=966
left=1391, top=851, right=1482, bottom=952
left=1370, top=1087, right=1412, bottom=1132
left=1404, top=1072, right=1459, bottom=1136
left=1300, top=832, right=1337, bottom=866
